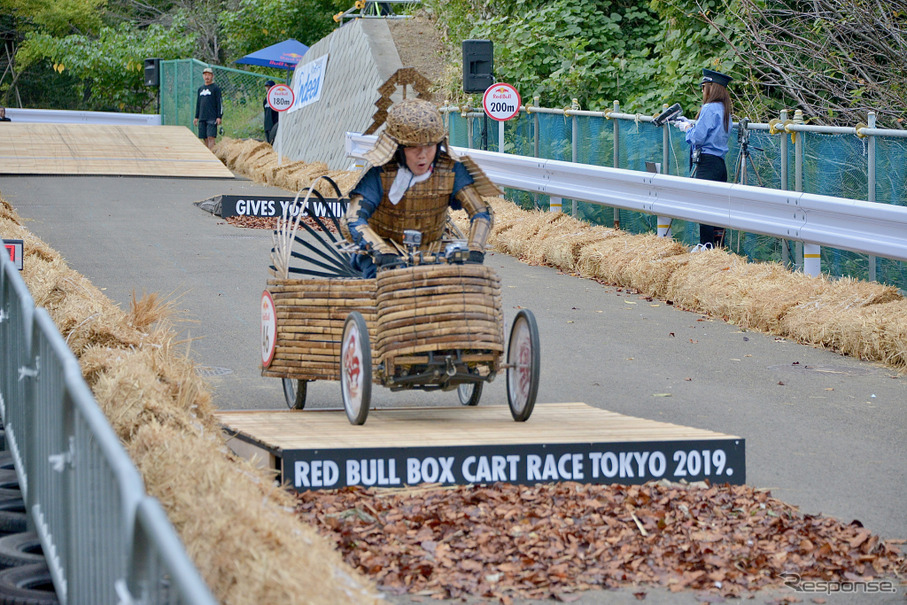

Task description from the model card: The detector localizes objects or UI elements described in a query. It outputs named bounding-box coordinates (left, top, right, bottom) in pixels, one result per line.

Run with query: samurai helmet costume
left=363, top=98, right=448, bottom=167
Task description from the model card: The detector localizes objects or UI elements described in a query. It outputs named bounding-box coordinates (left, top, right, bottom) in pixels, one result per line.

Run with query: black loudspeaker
left=144, top=58, right=161, bottom=87
left=462, top=40, right=494, bottom=93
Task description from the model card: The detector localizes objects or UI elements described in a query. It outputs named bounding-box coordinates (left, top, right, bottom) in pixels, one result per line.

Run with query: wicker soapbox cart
left=260, top=186, right=540, bottom=425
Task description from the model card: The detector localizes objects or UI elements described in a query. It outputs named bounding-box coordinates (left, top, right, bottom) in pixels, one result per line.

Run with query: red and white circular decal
left=482, top=82, right=521, bottom=122
left=261, top=290, right=277, bottom=367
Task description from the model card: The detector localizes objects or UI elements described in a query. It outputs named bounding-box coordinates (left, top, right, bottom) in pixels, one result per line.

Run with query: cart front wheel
left=457, top=382, right=483, bottom=406
left=506, top=309, right=540, bottom=421
left=341, top=311, right=372, bottom=425
left=282, top=379, right=308, bottom=410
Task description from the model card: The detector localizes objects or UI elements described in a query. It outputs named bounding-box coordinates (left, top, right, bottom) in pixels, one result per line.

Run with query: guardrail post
left=804, top=244, right=821, bottom=276
left=612, top=100, right=621, bottom=229
left=793, top=109, right=806, bottom=272
left=779, top=109, right=790, bottom=268
left=867, top=111, right=877, bottom=281
left=661, top=104, right=670, bottom=175
left=570, top=98, right=579, bottom=217
left=532, top=96, right=540, bottom=210
left=498, top=116, right=505, bottom=153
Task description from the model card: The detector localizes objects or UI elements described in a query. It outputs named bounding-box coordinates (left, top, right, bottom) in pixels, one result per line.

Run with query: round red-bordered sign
left=482, top=82, right=521, bottom=122
left=261, top=290, right=278, bottom=367
left=267, top=84, right=295, bottom=113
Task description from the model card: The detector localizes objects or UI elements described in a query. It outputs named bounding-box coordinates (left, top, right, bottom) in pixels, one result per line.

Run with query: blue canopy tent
left=234, top=38, right=310, bottom=82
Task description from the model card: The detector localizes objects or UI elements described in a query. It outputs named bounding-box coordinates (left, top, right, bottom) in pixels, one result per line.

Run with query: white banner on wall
left=289, top=54, right=329, bottom=114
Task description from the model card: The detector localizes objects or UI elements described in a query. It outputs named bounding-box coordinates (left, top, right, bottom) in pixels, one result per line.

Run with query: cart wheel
left=340, top=311, right=371, bottom=425
left=506, top=309, right=540, bottom=422
left=457, top=382, right=483, bottom=406
left=282, top=379, right=308, bottom=410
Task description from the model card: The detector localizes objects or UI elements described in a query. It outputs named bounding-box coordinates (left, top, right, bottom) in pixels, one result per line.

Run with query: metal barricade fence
left=0, top=252, right=216, bottom=605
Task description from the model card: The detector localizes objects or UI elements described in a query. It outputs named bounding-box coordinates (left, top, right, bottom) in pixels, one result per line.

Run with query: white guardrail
left=346, top=133, right=907, bottom=273
left=2, top=108, right=161, bottom=126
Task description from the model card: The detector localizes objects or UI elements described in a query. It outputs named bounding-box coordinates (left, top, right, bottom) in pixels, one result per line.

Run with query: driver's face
left=403, top=144, right=437, bottom=176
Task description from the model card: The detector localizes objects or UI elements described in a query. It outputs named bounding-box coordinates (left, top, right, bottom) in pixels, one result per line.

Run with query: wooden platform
left=218, top=403, right=745, bottom=491
left=0, top=123, right=234, bottom=178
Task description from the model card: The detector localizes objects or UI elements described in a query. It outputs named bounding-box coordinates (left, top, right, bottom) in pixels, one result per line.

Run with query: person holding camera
left=341, top=98, right=498, bottom=278
left=675, top=68, right=733, bottom=249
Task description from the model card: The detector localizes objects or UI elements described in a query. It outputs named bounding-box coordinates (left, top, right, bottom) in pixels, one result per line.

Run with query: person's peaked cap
left=265, top=80, right=276, bottom=87
left=701, top=69, right=731, bottom=87
left=203, top=67, right=213, bottom=74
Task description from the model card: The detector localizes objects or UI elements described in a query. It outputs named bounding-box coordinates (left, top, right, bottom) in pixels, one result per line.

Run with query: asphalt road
left=1, top=173, right=904, bottom=605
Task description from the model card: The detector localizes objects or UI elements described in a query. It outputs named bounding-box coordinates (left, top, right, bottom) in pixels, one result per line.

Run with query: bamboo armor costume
left=342, top=99, right=499, bottom=276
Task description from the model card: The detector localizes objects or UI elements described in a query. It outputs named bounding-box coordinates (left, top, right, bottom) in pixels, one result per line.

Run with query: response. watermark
left=780, top=572, right=899, bottom=595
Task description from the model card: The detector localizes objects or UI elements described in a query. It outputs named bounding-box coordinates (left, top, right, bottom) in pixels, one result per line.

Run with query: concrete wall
left=279, top=20, right=403, bottom=170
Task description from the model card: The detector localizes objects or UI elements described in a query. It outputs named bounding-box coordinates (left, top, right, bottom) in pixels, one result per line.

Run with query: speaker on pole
left=144, top=58, right=161, bottom=87
left=462, top=40, right=494, bottom=93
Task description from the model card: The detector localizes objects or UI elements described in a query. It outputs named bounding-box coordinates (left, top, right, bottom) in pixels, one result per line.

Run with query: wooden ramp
left=0, top=123, right=234, bottom=178
left=218, top=403, right=745, bottom=491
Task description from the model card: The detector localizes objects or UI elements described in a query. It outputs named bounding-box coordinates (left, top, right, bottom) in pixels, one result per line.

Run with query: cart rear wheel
left=341, top=311, right=371, bottom=425
left=282, top=379, right=308, bottom=410
left=506, top=309, right=540, bottom=421
left=457, top=382, right=483, bottom=406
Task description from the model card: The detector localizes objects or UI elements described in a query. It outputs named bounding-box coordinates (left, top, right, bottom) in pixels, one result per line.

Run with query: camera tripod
left=733, top=117, right=763, bottom=187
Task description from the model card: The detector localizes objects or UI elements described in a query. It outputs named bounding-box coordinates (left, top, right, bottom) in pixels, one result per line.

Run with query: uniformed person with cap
left=341, top=98, right=498, bottom=278
left=675, top=68, right=733, bottom=249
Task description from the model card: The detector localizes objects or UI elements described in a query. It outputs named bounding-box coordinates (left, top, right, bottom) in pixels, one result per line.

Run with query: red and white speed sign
left=267, top=84, right=295, bottom=112
left=482, top=82, right=521, bottom=121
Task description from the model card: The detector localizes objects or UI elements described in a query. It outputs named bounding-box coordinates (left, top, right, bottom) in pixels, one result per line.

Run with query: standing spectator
left=263, top=80, right=279, bottom=145
left=675, top=68, right=733, bottom=250
left=194, top=67, right=223, bottom=150
left=0, top=107, right=10, bottom=122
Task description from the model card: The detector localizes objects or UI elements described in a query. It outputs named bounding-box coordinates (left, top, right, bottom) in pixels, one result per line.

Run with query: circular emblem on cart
left=261, top=290, right=277, bottom=368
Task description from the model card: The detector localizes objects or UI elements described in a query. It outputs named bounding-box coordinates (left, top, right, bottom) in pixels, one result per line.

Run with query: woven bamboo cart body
left=262, top=277, right=377, bottom=382
left=374, top=263, right=504, bottom=385
left=262, top=264, right=504, bottom=386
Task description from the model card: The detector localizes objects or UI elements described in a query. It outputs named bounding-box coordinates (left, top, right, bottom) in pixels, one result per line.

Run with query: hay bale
left=574, top=233, right=683, bottom=293
left=781, top=278, right=904, bottom=354
left=666, top=250, right=833, bottom=331
left=539, top=224, right=617, bottom=273
left=495, top=211, right=568, bottom=258
left=127, top=421, right=382, bottom=605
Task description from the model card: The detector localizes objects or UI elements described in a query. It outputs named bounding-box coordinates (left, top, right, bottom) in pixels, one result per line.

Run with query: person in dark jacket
left=193, top=67, right=223, bottom=150
left=0, top=107, right=10, bottom=122
left=263, top=80, right=279, bottom=145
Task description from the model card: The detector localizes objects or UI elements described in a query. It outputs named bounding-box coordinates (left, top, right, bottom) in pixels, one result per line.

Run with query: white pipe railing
left=345, top=133, right=907, bottom=272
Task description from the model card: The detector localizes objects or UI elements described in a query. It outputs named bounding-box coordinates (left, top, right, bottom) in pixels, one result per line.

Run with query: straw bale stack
left=127, top=421, right=380, bottom=605
left=666, top=251, right=832, bottom=332
left=493, top=209, right=569, bottom=258
left=538, top=224, right=617, bottom=273
left=781, top=278, right=904, bottom=357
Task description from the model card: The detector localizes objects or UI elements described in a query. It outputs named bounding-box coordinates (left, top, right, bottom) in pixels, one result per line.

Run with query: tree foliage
left=425, top=0, right=905, bottom=127
left=0, top=0, right=345, bottom=110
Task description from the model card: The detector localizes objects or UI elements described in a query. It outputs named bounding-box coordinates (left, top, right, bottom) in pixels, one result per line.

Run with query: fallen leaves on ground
left=296, top=481, right=907, bottom=602
left=225, top=215, right=339, bottom=232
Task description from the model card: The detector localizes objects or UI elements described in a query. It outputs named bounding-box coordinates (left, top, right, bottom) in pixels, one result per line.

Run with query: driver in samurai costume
left=341, top=98, right=499, bottom=278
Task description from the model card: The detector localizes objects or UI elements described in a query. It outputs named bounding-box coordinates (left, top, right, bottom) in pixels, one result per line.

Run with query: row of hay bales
left=215, top=137, right=907, bottom=371
left=0, top=197, right=383, bottom=605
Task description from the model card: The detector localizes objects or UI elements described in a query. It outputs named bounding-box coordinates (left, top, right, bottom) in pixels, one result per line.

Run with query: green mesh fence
left=448, top=110, right=907, bottom=290
left=159, top=59, right=281, bottom=141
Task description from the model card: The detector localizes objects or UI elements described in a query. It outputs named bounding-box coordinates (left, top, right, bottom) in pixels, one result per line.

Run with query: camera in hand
left=653, top=103, right=683, bottom=127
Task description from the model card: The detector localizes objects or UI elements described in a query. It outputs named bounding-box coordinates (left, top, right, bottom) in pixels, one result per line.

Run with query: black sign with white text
left=217, top=195, right=347, bottom=219
left=281, top=439, right=745, bottom=491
